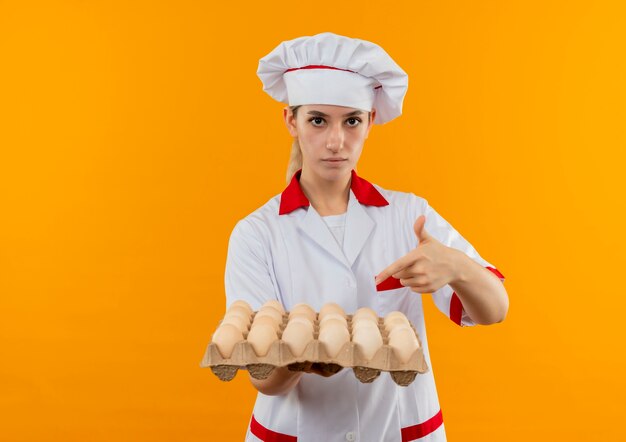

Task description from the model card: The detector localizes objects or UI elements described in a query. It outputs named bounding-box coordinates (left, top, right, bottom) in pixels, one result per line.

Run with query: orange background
left=1, top=1, right=625, bottom=441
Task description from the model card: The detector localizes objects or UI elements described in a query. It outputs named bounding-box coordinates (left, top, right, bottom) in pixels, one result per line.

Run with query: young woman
left=224, top=32, right=508, bottom=442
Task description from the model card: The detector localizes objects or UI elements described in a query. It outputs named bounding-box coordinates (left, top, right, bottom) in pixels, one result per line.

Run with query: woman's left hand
left=374, top=215, right=461, bottom=294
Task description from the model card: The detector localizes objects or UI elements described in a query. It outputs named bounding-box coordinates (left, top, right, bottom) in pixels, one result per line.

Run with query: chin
left=318, top=164, right=351, bottom=180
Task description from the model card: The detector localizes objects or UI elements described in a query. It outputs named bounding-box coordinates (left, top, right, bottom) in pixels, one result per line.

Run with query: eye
left=346, top=117, right=361, bottom=127
left=308, top=117, right=325, bottom=127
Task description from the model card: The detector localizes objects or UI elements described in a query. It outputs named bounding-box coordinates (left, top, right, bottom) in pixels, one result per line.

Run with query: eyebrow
left=306, top=110, right=364, bottom=117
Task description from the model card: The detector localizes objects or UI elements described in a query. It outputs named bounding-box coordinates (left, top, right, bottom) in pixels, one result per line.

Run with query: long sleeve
left=224, top=218, right=281, bottom=311
left=411, top=195, right=506, bottom=327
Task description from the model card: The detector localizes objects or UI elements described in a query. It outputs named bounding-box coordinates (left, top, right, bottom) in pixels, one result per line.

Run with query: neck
left=299, top=167, right=351, bottom=216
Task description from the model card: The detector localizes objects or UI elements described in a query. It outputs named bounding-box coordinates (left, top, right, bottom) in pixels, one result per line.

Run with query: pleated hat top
left=257, top=32, right=409, bottom=124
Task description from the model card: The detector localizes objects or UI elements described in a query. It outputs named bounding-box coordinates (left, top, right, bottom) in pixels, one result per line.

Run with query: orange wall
left=1, top=1, right=625, bottom=440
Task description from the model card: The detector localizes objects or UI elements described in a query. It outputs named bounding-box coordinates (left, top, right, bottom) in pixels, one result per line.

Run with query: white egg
left=351, top=317, right=380, bottom=336
left=388, top=327, right=420, bottom=363
left=289, top=303, right=317, bottom=322
left=387, top=324, right=415, bottom=341
left=286, top=315, right=315, bottom=333
left=384, top=311, right=410, bottom=329
left=320, top=312, right=348, bottom=328
left=229, top=300, right=253, bottom=315
left=220, top=314, right=249, bottom=333
left=318, top=322, right=350, bottom=358
left=255, top=307, right=284, bottom=324
left=251, top=314, right=281, bottom=333
left=247, top=323, right=278, bottom=357
left=225, top=306, right=252, bottom=325
left=352, top=326, right=383, bottom=361
left=319, top=302, right=346, bottom=321
left=211, top=323, right=244, bottom=358
left=319, top=317, right=349, bottom=334
left=352, top=307, right=379, bottom=323
left=281, top=322, right=314, bottom=357
left=289, top=311, right=316, bottom=326
left=262, top=299, right=285, bottom=314
left=384, top=316, right=411, bottom=332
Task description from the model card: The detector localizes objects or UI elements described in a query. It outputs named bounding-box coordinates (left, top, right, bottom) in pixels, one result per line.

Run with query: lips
left=323, top=158, right=347, bottom=162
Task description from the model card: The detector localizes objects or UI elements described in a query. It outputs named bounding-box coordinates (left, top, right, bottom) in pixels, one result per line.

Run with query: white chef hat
left=257, top=32, right=408, bottom=124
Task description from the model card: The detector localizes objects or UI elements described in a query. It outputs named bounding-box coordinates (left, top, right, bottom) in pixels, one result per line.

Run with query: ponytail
left=286, top=138, right=303, bottom=184
left=285, top=105, right=302, bottom=184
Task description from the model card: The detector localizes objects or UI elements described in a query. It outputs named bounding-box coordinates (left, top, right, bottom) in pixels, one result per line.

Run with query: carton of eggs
left=202, top=300, right=428, bottom=386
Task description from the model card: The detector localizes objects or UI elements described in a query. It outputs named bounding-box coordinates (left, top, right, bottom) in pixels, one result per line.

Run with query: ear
left=283, top=106, right=298, bottom=137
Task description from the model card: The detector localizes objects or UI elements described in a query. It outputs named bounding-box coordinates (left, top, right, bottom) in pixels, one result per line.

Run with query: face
left=284, top=104, right=376, bottom=182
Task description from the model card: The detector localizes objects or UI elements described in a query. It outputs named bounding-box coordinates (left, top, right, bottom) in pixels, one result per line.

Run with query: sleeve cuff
left=450, top=266, right=505, bottom=326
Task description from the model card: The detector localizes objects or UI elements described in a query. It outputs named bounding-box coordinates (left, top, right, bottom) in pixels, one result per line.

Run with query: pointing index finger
left=375, top=253, right=414, bottom=285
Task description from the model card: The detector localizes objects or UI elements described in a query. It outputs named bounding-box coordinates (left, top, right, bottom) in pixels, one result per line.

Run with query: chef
left=223, top=32, right=508, bottom=442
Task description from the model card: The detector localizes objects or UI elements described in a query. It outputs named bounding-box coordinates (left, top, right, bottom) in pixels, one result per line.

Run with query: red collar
left=279, top=169, right=389, bottom=215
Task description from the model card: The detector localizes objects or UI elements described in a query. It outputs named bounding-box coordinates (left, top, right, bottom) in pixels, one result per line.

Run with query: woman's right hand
left=249, top=361, right=343, bottom=396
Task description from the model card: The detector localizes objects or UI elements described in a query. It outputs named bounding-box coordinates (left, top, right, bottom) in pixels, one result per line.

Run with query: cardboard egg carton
left=200, top=312, right=428, bottom=386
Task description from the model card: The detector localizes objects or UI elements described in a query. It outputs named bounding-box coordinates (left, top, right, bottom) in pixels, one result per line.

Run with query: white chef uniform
left=224, top=168, right=506, bottom=442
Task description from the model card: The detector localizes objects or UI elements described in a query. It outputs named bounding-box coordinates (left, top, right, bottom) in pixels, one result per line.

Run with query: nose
left=325, top=122, right=344, bottom=152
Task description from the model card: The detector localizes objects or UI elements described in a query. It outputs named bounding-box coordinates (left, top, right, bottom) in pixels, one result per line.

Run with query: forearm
left=448, top=249, right=509, bottom=325
left=248, top=365, right=303, bottom=396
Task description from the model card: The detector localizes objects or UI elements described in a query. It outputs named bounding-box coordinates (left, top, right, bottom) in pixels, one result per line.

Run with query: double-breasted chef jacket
left=224, top=169, right=505, bottom=442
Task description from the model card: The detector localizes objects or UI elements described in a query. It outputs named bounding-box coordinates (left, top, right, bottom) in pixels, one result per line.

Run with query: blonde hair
left=286, top=105, right=302, bottom=184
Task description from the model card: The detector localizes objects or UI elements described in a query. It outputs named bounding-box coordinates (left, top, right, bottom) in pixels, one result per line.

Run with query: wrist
left=448, top=248, right=469, bottom=286
left=249, top=365, right=303, bottom=396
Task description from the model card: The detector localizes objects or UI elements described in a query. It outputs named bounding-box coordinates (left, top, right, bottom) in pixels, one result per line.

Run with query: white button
left=345, top=431, right=356, bottom=441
